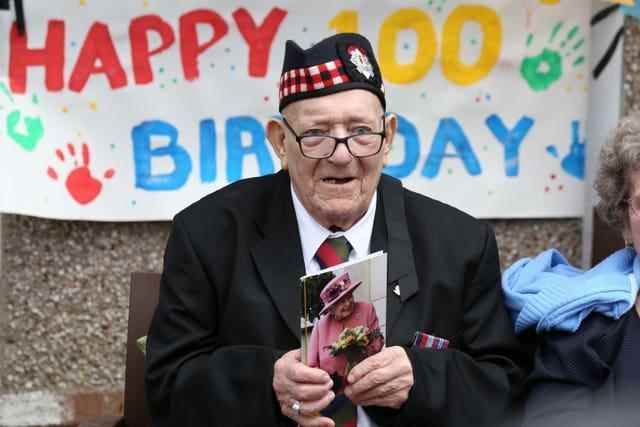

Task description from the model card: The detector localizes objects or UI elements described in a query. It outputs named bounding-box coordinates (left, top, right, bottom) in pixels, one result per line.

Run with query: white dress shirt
left=291, top=184, right=378, bottom=427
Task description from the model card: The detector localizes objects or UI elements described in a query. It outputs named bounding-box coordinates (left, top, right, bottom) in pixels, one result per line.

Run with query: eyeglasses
left=625, top=196, right=640, bottom=217
left=281, top=115, right=386, bottom=159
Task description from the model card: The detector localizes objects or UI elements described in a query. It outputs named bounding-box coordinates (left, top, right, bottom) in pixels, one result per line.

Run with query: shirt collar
left=291, top=183, right=377, bottom=273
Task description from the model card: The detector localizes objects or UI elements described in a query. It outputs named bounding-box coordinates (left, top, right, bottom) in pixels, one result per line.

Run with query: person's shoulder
left=174, top=172, right=281, bottom=225
left=532, top=312, right=626, bottom=384
left=380, top=174, right=489, bottom=236
left=354, top=301, right=375, bottom=312
left=542, top=311, right=624, bottom=348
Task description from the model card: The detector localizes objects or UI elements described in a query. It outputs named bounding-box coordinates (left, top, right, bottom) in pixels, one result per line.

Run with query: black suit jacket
left=145, top=170, right=529, bottom=427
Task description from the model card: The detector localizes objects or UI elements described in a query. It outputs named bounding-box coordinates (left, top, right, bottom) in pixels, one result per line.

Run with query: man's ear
left=266, top=118, right=288, bottom=170
left=382, top=113, right=397, bottom=163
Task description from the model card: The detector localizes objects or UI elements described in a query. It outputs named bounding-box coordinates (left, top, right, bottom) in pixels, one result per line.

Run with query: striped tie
left=314, top=236, right=357, bottom=426
left=315, top=236, right=352, bottom=268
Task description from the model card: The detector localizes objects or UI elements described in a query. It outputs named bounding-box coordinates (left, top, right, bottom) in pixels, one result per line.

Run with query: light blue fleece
left=502, top=247, right=639, bottom=334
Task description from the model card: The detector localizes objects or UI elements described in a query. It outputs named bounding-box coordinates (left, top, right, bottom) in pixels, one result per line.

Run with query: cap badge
left=347, top=45, right=374, bottom=80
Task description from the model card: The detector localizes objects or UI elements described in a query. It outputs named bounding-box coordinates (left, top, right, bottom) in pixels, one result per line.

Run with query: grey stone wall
left=1, top=13, right=637, bottom=403
left=0, top=218, right=169, bottom=393
left=624, top=16, right=640, bottom=115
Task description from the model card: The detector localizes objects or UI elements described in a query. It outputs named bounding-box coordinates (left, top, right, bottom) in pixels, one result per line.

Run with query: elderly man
left=145, top=33, right=528, bottom=427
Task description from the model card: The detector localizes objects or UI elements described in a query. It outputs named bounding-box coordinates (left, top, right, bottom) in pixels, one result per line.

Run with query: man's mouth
left=322, top=177, right=354, bottom=184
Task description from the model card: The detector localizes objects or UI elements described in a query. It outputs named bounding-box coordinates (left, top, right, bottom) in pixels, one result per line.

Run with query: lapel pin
left=393, top=284, right=400, bottom=297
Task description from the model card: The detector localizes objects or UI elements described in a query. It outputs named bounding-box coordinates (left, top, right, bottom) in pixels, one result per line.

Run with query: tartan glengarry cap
left=278, top=33, right=386, bottom=112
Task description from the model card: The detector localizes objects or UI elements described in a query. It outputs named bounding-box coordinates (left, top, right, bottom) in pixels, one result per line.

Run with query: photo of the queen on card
left=308, top=271, right=384, bottom=385
left=300, top=253, right=387, bottom=423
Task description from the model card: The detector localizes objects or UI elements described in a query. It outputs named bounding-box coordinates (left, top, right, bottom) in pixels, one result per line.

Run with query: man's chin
left=318, top=203, right=365, bottom=230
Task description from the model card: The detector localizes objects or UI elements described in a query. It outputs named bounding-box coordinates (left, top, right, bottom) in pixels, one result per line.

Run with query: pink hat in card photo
left=319, top=272, right=362, bottom=315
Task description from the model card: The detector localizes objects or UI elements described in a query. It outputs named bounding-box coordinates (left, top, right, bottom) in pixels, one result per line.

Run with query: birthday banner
left=0, top=0, right=593, bottom=220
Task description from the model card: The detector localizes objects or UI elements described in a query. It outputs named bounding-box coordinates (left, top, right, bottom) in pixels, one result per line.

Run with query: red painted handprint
left=47, top=143, right=115, bottom=205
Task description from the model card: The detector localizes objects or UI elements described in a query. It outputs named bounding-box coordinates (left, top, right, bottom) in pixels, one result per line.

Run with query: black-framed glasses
left=281, top=115, right=386, bottom=159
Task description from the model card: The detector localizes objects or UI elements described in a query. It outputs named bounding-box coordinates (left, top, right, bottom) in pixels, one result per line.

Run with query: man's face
left=269, top=89, right=395, bottom=230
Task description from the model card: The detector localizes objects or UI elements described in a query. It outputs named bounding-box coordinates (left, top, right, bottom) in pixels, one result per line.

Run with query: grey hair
left=594, top=112, right=640, bottom=234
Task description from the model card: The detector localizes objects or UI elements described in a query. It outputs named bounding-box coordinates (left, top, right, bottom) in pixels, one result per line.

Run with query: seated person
left=504, top=113, right=640, bottom=427
left=145, top=32, right=528, bottom=427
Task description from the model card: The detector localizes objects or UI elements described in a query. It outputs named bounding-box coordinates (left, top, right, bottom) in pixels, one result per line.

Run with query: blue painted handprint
left=546, top=120, right=585, bottom=180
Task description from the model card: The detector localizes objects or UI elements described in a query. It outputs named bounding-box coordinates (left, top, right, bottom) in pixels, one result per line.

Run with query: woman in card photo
left=306, top=272, right=384, bottom=393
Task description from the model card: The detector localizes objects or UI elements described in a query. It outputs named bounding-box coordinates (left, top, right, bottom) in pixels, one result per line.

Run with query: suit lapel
left=250, top=172, right=420, bottom=343
left=251, top=171, right=306, bottom=340
left=372, top=175, right=420, bottom=343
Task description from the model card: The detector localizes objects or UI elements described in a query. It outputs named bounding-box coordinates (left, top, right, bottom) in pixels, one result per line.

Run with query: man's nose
left=328, top=138, right=354, bottom=165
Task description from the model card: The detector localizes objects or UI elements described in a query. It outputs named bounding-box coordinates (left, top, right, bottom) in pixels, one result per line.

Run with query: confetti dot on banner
left=420, top=92, right=427, bottom=99
left=172, top=78, right=178, bottom=84
left=551, top=173, right=557, bottom=180
left=263, top=96, right=269, bottom=102
left=302, top=27, right=308, bottom=32
left=403, top=42, right=410, bottom=50
left=62, top=106, right=69, bottom=113
left=89, top=101, right=97, bottom=111
left=230, top=65, right=236, bottom=71
left=470, top=38, right=477, bottom=45
left=576, top=73, right=584, bottom=80
left=558, top=185, right=564, bottom=191
left=482, top=145, right=488, bottom=151
left=485, top=94, right=491, bottom=101
left=475, top=97, right=480, bottom=102
left=160, top=83, right=165, bottom=89
left=210, top=63, right=215, bottom=68
left=110, top=143, right=116, bottom=150
left=79, top=0, right=86, bottom=5
left=546, top=145, right=559, bottom=158
left=131, top=200, right=137, bottom=206
left=447, top=168, right=453, bottom=175
left=159, top=67, right=165, bottom=73
left=225, top=47, right=231, bottom=53
left=71, top=41, right=77, bottom=48
left=143, top=0, right=149, bottom=6
left=544, top=186, right=550, bottom=193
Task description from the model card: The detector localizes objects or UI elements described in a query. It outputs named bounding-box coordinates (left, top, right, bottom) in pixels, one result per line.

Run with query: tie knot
left=315, top=236, right=352, bottom=268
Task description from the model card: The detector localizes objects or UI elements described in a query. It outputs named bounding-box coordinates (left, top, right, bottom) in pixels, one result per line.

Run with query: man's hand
left=344, top=346, right=414, bottom=409
left=273, top=349, right=336, bottom=427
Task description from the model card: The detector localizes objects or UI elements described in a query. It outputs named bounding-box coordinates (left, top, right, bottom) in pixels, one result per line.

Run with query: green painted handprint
left=7, top=109, right=44, bottom=151
left=0, top=84, right=45, bottom=151
left=521, top=22, right=586, bottom=92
